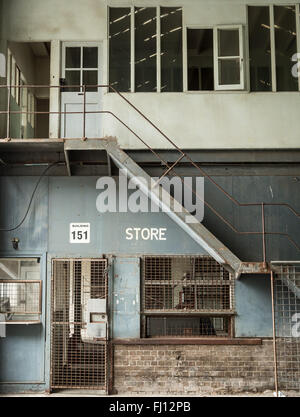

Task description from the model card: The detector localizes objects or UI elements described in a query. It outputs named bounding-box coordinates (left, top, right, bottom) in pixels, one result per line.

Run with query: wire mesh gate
left=50, top=259, right=108, bottom=391
left=273, top=264, right=300, bottom=392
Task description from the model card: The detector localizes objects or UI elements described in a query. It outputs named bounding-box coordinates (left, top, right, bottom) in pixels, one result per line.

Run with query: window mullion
left=213, top=27, right=219, bottom=90
left=239, top=25, right=244, bottom=90
left=270, top=5, right=277, bottom=92
left=131, top=6, right=135, bottom=93
left=183, top=22, right=188, bottom=92
left=157, top=6, right=161, bottom=93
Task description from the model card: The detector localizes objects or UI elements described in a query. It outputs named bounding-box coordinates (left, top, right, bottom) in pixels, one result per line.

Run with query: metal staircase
left=65, top=137, right=253, bottom=277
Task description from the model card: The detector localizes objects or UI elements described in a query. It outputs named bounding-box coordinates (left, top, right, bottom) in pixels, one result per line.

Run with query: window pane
left=0, top=258, right=41, bottom=321
left=274, top=5, right=298, bottom=91
left=146, top=316, right=230, bottom=337
left=65, top=70, right=80, bottom=91
left=218, top=29, right=239, bottom=57
left=83, top=47, right=98, bottom=68
left=83, top=70, right=98, bottom=92
left=109, top=8, right=131, bottom=92
left=66, top=47, right=81, bottom=68
left=161, top=7, right=183, bottom=92
left=248, top=6, right=272, bottom=91
left=135, top=7, right=157, bottom=92
left=187, top=28, right=214, bottom=91
left=218, top=59, right=240, bottom=85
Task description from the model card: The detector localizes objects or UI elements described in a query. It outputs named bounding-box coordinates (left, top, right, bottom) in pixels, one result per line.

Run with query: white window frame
left=61, top=42, right=101, bottom=92
left=213, top=25, right=244, bottom=91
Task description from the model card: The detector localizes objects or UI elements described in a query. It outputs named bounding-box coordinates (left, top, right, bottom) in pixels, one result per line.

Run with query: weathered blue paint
left=48, top=177, right=206, bottom=255
left=0, top=177, right=48, bottom=252
left=0, top=253, right=47, bottom=388
left=112, top=257, right=140, bottom=338
left=0, top=324, right=44, bottom=382
left=235, top=276, right=273, bottom=337
left=0, top=174, right=294, bottom=391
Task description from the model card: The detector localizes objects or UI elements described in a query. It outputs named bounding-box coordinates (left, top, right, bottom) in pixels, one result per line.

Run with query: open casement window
left=141, top=256, right=235, bottom=338
left=214, top=25, right=244, bottom=90
left=0, top=258, right=42, bottom=324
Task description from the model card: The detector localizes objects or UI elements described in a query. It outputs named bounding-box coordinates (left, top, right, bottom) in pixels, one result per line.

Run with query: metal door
left=61, top=43, right=102, bottom=138
left=50, top=259, right=108, bottom=391
left=273, top=264, right=300, bottom=392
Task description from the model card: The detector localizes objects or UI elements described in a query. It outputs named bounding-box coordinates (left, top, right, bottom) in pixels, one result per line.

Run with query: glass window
left=187, top=29, right=214, bottom=91
left=83, top=47, right=98, bottom=68
left=65, top=70, right=81, bottom=92
left=248, top=6, right=272, bottom=92
left=0, top=258, right=41, bottom=323
left=161, top=7, right=183, bottom=92
left=274, top=5, right=298, bottom=91
left=135, top=7, right=157, bottom=92
left=218, top=58, right=240, bottom=85
left=215, top=27, right=243, bottom=89
left=218, top=29, right=240, bottom=56
left=83, top=70, right=98, bottom=92
left=65, top=47, right=81, bottom=68
left=109, top=7, right=131, bottom=92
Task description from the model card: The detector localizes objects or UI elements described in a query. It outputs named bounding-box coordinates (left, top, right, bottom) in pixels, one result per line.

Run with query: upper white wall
left=1, top=0, right=299, bottom=149
left=2, top=0, right=294, bottom=41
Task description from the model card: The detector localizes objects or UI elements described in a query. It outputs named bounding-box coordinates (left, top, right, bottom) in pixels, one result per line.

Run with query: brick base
left=113, top=340, right=275, bottom=395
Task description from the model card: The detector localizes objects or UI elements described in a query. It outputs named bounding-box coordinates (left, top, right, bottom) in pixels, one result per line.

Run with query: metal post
left=82, top=84, right=87, bottom=141
left=262, top=203, right=266, bottom=267
left=271, top=270, right=279, bottom=397
left=6, top=85, right=11, bottom=141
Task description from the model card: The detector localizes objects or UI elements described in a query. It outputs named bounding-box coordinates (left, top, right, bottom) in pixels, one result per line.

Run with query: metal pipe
left=83, top=84, right=87, bottom=140
left=262, top=203, right=266, bottom=266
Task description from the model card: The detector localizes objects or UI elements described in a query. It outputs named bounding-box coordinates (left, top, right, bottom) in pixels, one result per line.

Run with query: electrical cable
left=0, top=161, right=60, bottom=232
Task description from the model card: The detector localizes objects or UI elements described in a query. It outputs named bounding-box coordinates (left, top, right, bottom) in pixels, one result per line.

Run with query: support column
left=49, top=40, right=60, bottom=139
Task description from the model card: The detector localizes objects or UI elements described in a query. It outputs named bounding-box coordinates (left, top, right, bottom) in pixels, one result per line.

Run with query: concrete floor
left=1, top=390, right=299, bottom=397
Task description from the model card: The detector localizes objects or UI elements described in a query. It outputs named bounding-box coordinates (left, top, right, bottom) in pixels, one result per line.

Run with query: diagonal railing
left=0, top=83, right=300, bottom=263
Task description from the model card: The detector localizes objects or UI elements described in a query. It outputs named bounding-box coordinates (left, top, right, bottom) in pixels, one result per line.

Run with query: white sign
left=70, top=223, right=90, bottom=243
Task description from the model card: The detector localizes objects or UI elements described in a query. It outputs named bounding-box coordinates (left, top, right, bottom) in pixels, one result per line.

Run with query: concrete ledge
left=112, top=338, right=263, bottom=345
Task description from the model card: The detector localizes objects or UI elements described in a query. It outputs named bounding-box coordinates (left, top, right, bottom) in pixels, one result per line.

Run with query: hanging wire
left=0, top=161, right=60, bottom=232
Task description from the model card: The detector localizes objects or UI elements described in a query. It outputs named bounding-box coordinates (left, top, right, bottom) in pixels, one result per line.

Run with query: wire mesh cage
left=274, top=264, right=300, bottom=391
left=0, top=258, right=42, bottom=323
left=142, top=256, right=234, bottom=337
left=51, top=259, right=108, bottom=391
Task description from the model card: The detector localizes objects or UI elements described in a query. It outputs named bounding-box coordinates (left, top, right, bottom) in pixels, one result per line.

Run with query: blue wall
left=0, top=176, right=274, bottom=390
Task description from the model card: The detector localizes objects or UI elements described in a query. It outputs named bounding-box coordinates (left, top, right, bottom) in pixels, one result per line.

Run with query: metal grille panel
left=274, top=264, right=300, bottom=391
left=0, top=280, right=41, bottom=315
left=51, top=259, right=108, bottom=391
left=142, top=256, right=234, bottom=337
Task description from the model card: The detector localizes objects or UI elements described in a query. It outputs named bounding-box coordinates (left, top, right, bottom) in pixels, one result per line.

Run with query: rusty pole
left=262, top=203, right=267, bottom=267
left=270, top=270, right=279, bottom=397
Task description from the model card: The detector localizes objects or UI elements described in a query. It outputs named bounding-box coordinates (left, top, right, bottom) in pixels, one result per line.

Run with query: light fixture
left=11, top=238, right=19, bottom=250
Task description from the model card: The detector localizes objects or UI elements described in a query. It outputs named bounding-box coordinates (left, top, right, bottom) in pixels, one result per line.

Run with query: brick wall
left=113, top=340, right=275, bottom=395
